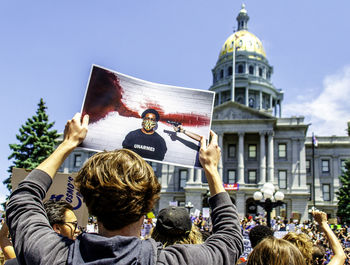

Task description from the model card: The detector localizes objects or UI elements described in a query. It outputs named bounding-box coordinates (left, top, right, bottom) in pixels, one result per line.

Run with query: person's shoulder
left=153, top=131, right=166, bottom=141
left=126, top=129, right=143, bottom=137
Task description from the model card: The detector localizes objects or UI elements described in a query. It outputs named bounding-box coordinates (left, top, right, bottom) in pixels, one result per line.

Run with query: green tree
left=336, top=160, right=350, bottom=224
left=3, top=98, right=59, bottom=191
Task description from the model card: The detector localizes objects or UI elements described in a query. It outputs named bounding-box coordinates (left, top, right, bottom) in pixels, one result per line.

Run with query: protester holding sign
left=6, top=113, right=243, bottom=265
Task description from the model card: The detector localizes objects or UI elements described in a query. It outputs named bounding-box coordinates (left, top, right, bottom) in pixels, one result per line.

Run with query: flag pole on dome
left=312, top=132, right=318, bottom=208
left=231, top=34, right=239, bottom=102
left=231, top=39, right=236, bottom=102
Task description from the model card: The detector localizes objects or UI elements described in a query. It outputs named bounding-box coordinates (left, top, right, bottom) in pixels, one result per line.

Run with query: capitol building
left=60, top=5, right=350, bottom=221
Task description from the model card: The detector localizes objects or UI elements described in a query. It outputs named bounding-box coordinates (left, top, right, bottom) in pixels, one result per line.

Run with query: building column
left=291, top=137, right=299, bottom=188
left=235, top=192, right=245, bottom=219
left=218, top=133, right=224, bottom=180
left=161, top=164, right=169, bottom=191
left=279, top=101, right=282, bottom=117
left=259, top=90, right=262, bottom=110
left=259, top=131, right=266, bottom=184
left=267, top=131, right=274, bottom=183
left=188, top=168, right=194, bottom=183
left=245, top=87, right=249, bottom=107
left=195, top=169, right=202, bottom=183
left=299, top=138, right=307, bottom=189
left=238, top=132, right=245, bottom=184
left=269, top=95, right=273, bottom=110
left=218, top=92, right=222, bottom=105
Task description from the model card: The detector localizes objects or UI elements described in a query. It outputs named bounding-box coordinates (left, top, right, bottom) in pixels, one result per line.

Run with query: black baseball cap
left=156, top=207, right=192, bottom=235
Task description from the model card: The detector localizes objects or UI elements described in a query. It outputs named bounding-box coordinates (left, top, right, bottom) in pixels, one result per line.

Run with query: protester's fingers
left=200, top=136, right=207, bottom=150
left=72, top=112, right=81, bottom=121
left=209, top=130, right=218, bottom=145
left=82, top=114, right=89, bottom=127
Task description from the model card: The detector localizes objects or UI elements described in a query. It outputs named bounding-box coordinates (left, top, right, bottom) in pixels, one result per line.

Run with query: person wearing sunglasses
left=44, top=200, right=80, bottom=240
left=2, top=200, right=80, bottom=265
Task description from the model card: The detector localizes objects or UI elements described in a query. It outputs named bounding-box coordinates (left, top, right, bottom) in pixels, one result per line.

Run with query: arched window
left=258, top=67, right=263, bottom=77
left=238, top=64, right=244, bottom=73
left=228, top=66, right=232, bottom=76
left=220, top=69, right=224, bottom=79
left=213, top=73, right=217, bottom=83
left=249, top=65, right=254, bottom=75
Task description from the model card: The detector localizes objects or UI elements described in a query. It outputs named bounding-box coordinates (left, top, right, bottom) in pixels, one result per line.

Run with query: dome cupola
left=209, top=4, right=284, bottom=117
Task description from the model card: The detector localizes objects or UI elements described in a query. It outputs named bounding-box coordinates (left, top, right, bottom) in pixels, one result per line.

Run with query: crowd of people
left=0, top=113, right=348, bottom=265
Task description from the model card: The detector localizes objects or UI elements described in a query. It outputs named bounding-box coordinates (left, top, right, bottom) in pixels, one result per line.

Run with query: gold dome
left=219, top=30, right=266, bottom=58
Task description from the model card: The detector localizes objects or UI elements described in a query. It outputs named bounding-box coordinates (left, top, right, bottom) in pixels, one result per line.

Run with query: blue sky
left=1, top=1, right=350, bottom=204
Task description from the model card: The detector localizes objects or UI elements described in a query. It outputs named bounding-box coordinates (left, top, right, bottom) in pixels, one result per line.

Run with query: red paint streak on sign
left=82, top=66, right=140, bottom=123
left=142, top=102, right=210, bottom=127
left=83, top=67, right=210, bottom=127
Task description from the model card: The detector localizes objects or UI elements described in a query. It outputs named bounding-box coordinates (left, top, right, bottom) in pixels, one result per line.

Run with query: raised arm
left=0, top=220, right=16, bottom=261
left=6, top=113, right=89, bottom=265
left=37, top=113, right=89, bottom=178
left=199, top=130, right=225, bottom=196
left=312, top=210, right=346, bottom=265
left=173, top=125, right=201, bottom=142
left=158, top=130, right=243, bottom=265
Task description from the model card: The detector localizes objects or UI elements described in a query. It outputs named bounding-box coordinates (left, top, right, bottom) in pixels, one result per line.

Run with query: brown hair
left=151, top=224, right=203, bottom=247
left=75, top=149, right=161, bottom=230
left=283, top=232, right=313, bottom=265
left=247, top=237, right=306, bottom=265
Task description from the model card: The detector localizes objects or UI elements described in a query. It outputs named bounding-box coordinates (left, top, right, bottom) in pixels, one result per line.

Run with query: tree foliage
left=336, top=160, right=350, bottom=224
left=3, top=98, right=59, bottom=191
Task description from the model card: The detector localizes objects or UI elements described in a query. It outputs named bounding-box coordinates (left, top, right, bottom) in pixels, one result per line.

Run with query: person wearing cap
left=151, top=206, right=203, bottom=247
left=6, top=113, right=244, bottom=265
left=122, top=108, right=167, bottom=161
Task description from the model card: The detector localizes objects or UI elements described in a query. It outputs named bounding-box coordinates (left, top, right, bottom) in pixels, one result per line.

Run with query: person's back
left=6, top=114, right=244, bottom=265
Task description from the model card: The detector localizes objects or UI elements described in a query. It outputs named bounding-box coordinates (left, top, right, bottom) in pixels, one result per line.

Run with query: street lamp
left=253, top=183, right=285, bottom=227
left=185, top=201, right=194, bottom=214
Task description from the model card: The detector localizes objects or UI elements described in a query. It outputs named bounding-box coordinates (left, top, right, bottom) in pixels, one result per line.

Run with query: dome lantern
left=236, top=4, right=249, bottom=31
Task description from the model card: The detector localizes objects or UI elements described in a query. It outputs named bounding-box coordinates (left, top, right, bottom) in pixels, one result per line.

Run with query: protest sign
left=223, top=183, right=239, bottom=190
left=194, top=209, right=201, bottom=217
left=80, top=65, right=215, bottom=169
left=12, top=168, right=89, bottom=227
left=169, top=201, right=178, bottom=207
left=274, top=231, right=288, bottom=239
left=288, top=223, right=295, bottom=232
left=202, top=207, right=210, bottom=218
left=240, top=235, right=252, bottom=260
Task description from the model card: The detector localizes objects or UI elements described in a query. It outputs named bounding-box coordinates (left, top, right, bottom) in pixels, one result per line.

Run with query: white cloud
left=284, top=66, right=350, bottom=136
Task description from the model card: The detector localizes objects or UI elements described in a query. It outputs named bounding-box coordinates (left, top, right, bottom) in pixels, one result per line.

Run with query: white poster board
left=80, top=65, right=215, bottom=169
left=202, top=207, right=210, bottom=218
